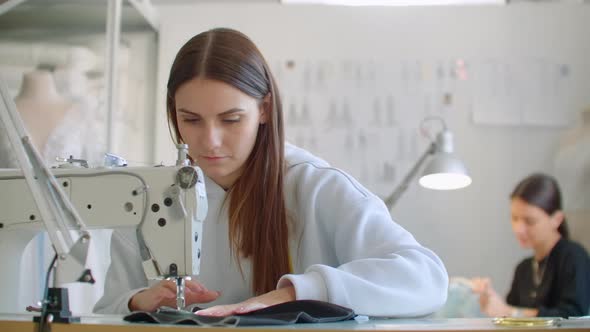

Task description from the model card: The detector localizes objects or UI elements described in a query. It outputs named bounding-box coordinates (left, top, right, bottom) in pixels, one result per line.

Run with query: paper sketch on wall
left=274, top=57, right=574, bottom=197
left=470, top=58, right=572, bottom=127
left=273, top=58, right=461, bottom=197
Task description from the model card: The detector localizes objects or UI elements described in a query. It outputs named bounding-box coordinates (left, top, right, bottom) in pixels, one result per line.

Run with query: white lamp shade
left=419, top=153, right=472, bottom=190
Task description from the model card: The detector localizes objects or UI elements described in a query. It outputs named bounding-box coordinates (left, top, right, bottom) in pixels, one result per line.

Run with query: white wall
left=153, top=3, right=590, bottom=296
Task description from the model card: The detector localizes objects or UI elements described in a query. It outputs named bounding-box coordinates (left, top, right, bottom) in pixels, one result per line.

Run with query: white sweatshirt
left=94, top=144, right=448, bottom=317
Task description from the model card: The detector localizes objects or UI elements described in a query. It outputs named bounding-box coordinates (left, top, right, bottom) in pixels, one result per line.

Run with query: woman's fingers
left=185, top=280, right=204, bottom=292
left=194, top=287, right=295, bottom=316
left=196, top=303, right=240, bottom=317
left=182, top=280, right=221, bottom=304
left=129, top=282, right=177, bottom=311
left=160, top=279, right=180, bottom=292
left=471, top=277, right=491, bottom=294
left=195, top=304, right=232, bottom=316
left=195, top=300, right=268, bottom=316
left=186, top=288, right=221, bottom=304
left=206, top=301, right=266, bottom=316
left=131, top=279, right=221, bottom=310
left=235, top=301, right=267, bottom=314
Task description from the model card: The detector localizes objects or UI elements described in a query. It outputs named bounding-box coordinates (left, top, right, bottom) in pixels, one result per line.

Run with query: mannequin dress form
left=15, top=70, right=73, bottom=152
left=0, top=70, right=70, bottom=168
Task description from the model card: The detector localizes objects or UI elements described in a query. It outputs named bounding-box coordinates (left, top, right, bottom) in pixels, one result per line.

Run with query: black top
left=506, top=238, right=590, bottom=317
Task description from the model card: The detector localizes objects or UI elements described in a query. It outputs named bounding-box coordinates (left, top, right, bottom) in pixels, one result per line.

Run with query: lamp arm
left=383, top=142, right=436, bottom=211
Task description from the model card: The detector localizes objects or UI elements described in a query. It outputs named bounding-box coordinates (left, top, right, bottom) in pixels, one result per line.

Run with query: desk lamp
left=384, top=116, right=471, bottom=210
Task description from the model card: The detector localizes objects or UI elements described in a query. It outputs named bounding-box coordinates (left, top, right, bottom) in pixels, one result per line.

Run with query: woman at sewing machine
left=472, top=173, right=590, bottom=318
left=94, top=27, right=448, bottom=317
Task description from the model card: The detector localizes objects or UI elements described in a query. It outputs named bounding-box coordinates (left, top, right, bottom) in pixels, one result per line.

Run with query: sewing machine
left=0, top=77, right=208, bottom=318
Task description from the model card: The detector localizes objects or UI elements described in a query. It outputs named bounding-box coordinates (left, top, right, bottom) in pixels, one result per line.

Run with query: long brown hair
left=166, top=28, right=289, bottom=295
left=511, top=173, right=569, bottom=239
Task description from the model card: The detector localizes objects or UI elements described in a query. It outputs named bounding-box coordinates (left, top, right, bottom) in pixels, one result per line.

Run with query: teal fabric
left=432, top=278, right=484, bottom=318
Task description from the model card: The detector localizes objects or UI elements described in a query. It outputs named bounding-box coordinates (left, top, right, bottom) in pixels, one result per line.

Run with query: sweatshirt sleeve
left=93, top=228, right=149, bottom=314
left=278, top=165, right=448, bottom=317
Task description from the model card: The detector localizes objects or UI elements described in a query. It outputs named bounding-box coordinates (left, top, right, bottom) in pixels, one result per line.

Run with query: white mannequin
left=554, top=107, right=590, bottom=252
left=14, top=70, right=73, bottom=151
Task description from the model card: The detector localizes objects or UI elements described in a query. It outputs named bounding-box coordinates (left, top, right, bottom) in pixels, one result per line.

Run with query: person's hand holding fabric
left=129, top=279, right=220, bottom=312
left=471, top=277, right=511, bottom=317
left=195, top=284, right=295, bottom=316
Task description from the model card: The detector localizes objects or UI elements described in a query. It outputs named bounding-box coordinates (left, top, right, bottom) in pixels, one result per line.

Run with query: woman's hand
left=195, top=285, right=296, bottom=317
left=471, top=277, right=511, bottom=317
left=470, top=277, right=490, bottom=297
left=129, top=279, right=220, bottom=312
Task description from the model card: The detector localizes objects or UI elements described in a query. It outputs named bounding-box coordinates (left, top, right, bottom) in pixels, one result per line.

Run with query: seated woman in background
left=473, top=173, right=590, bottom=318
